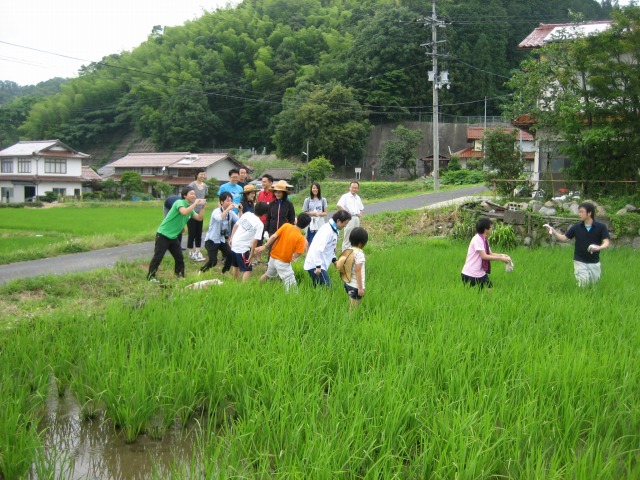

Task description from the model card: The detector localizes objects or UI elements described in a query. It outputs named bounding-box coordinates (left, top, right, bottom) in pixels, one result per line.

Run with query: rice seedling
left=1, top=237, right=639, bottom=478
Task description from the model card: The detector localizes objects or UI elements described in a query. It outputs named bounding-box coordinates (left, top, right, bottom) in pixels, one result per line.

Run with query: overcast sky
left=0, top=0, right=238, bottom=86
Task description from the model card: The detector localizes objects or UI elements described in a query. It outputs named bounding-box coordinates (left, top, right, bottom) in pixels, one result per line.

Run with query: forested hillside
left=0, top=0, right=611, bottom=165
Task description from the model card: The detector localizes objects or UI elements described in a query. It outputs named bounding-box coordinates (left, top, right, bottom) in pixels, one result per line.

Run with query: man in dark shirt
left=545, top=202, right=610, bottom=286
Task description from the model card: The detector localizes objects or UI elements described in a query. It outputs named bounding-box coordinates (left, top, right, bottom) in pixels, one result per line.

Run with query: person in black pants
left=200, top=192, right=239, bottom=274
left=148, top=187, right=206, bottom=281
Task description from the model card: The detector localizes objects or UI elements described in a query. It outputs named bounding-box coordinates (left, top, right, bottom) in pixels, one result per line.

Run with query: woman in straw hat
left=240, top=183, right=257, bottom=215
left=265, top=180, right=296, bottom=236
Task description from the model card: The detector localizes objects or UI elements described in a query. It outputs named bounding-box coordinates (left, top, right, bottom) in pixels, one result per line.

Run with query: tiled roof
left=519, top=21, right=611, bottom=49
left=467, top=127, right=534, bottom=142
left=451, top=148, right=535, bottom=160
left=451, top=147, right=484, bottom=159
left=0, top=175, right=85, bottom=182
left=107, top=152, right=234, bottom=169
left=0, top=139, right=90, bottom=159
left=81, top=166, right=102, bottom=181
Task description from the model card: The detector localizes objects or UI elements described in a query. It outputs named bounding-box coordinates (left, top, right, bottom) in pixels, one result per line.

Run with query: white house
left=516, top=21, right=613, bottom=188
left=0, top=140, right=96, bottom=203
left=104, top=152, right=248, bottom=195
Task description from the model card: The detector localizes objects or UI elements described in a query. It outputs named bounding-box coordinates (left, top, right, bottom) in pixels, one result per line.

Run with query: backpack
left=335, top=248, right=355, bottom=283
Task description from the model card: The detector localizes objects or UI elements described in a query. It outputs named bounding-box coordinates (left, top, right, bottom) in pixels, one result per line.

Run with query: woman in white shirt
left=302, top=182, right=328, bottom=245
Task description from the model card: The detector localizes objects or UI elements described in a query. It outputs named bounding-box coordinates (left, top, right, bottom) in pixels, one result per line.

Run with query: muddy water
left=38, top=390, right=202, bottom=479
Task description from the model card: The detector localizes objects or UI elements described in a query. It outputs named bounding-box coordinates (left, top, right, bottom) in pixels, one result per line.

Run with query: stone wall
left=470, top=199, right=640, bottom=249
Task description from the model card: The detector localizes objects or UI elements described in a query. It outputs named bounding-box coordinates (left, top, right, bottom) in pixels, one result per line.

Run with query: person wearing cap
left=337, top=181, right=364, bottom=251
left=303, top=210, right=352, bottom=287
left=229, top=202, right=269, bottom=283
left=255, top=213, right=311, bottom=292
left=217, top=168, right=244, bottom=214
left=240, top=183, right=257, bottom=215
left=265, top=180, right=296, bottom=237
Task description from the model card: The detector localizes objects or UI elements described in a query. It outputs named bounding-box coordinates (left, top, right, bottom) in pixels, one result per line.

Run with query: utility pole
left=422, top=0, right=449, bottom=191
left=302, top=140, right=310, bottom=187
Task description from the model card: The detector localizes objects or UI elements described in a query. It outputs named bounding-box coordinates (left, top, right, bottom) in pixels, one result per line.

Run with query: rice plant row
left=1, top=238, right=639, bottom=478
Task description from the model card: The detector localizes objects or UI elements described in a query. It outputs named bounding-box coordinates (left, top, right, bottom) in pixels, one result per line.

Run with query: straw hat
left=271, top=180, right=293, bottom=192
left=336, top=248, right=355, bottom=283
left=243, top=184, right=257, bottom=193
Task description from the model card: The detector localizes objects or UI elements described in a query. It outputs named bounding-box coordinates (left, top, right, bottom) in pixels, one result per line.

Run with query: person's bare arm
left=545, top=224, right=569, bottom=242
left=355, top=263, right=365, bottom=297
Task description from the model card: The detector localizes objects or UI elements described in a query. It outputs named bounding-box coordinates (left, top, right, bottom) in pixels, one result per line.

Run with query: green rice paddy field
left=1, top=237, right=639, bottom=478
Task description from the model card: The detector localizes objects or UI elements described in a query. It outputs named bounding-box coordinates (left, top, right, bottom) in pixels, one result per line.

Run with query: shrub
left=488, top=222, right=518, bottom=250
left=441, top=169, right=484, bottom=186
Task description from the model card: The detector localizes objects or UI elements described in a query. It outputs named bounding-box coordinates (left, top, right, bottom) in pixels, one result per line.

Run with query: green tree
left=272, top=82, right=370, bottom=165
left=379, top=125, right=423, bottom=179
left=482, top=129, right=524, bottom=196
left=119, top=172, right=144, bottom=196
left=153, top=181, right=174, bottom=199
left=505, top=7, right=640, bottom=194
left=291, top=155, right=334, bottom=187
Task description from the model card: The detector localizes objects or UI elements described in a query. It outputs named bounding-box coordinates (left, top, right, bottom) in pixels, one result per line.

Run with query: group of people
left=147, top=171, right=369, bottom=307
left=461, top=202, right=610, bottom=289
left=148, top=168, right=610, bottom=300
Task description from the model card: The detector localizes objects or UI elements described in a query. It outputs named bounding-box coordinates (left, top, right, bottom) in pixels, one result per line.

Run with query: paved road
left=0, top=185, right=487, bottom=285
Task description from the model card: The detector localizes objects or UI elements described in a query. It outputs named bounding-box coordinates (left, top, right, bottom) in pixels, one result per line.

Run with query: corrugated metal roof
left=0, top=140, right=90, bottom=159
left=519, top=21, right=611, bottom=49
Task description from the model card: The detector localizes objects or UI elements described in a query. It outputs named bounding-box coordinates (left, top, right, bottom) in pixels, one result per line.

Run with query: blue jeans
left=307, top=268, right=330, bottom=287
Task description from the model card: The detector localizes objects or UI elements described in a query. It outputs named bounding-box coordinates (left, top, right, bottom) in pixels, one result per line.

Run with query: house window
left=142, top=168, right=155, bottom=175
left=1, top=160, right=13, bottom=173
left=18, top=159, right=31, bottom=173
left=45, top=159, right=67, bottom=174
left=52, top=187, right=66, bottom=196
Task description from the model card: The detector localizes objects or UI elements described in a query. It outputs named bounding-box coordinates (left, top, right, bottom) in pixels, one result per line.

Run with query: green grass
left=291, top=179, right=482, bottom=212
left=1, top=237, right=639, bottom=478
left=0, top=184, right=483, bottom=264
left=0, top=202, right=162, bottom=264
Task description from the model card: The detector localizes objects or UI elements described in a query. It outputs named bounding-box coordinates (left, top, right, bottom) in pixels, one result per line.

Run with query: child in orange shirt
left=255, top=213, right=311, bottom=292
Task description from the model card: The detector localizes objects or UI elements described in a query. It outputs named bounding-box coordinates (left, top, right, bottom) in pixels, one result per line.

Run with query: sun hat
left=335, top=248, right=355, bottom=283
left=243, top=184, right=257, bottom=193
left=271, top=180, right=294, bottom=192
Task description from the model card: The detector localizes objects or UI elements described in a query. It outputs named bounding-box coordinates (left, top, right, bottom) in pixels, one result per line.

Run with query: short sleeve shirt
left=231, top=212, right=264, bottom=253
left=346, top=247, right=366, bottom=289
left=461, top=234, right=487, bottom=278
left=157, top=199, right=193, bottom=239
left=565, top=221, right=610, bottom=263
left=270, top=223, right=306, bottom=263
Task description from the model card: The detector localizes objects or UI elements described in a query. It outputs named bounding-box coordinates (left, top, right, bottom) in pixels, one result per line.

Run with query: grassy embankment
left=1, top=230, right=639, bottom=478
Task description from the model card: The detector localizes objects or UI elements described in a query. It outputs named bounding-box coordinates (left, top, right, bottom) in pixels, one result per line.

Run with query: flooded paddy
left=37, top=388, right=201, bottom=479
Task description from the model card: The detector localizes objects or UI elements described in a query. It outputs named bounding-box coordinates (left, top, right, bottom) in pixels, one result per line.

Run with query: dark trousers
left=148, top=233, right=185, bottom=279
left=187, top=218, right=203, bottom=249
left=201, top=240, right=232, bottom=273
